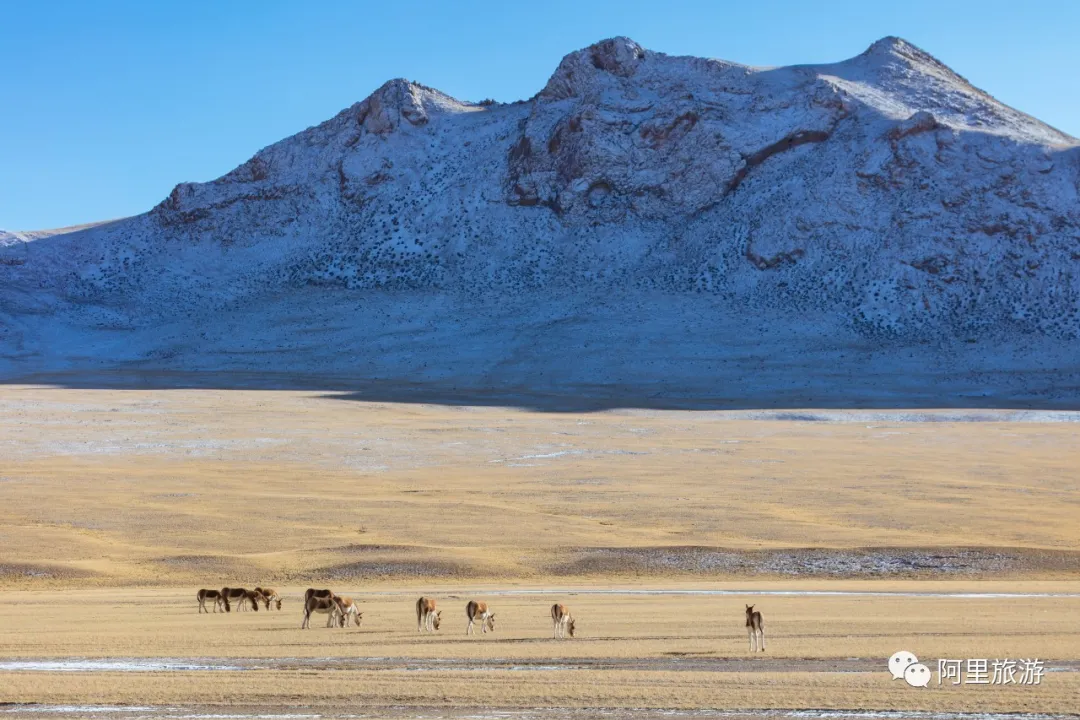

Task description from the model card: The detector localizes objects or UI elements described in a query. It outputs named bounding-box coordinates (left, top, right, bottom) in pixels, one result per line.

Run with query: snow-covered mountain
left=2, top=37, right=1079, bottom=407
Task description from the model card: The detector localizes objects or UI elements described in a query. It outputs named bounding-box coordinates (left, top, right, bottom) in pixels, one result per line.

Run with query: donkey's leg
left=759, top=628, right=765, bottom=652
left=748, top=626, right=755, bottom=652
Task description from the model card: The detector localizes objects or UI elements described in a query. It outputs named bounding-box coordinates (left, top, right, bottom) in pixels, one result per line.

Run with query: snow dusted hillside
left=2, top=37, right=1079, bottom=407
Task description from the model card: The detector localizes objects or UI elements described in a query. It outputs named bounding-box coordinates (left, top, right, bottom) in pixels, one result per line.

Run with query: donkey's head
left=223, top=597, right=231, bottom=613
left=486, top=613, right=496, bottom=632
left=275, top=597, right=282, bottom=611
left=567, top=617, right=576, bottom=638
left=433, top=610, right=442, bottom=630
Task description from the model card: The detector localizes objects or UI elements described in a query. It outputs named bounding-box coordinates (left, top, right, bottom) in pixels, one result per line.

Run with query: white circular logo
left=888, top=650, right=919, bottom=680
left=904, top=663, right=932, bottom=688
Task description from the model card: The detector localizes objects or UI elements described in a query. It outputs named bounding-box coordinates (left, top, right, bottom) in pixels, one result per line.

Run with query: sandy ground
left=1, top=386, right=1079, bottom=717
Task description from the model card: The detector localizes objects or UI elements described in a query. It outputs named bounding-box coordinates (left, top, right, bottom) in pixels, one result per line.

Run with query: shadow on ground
left=3, top=370, right=1080, bottom=414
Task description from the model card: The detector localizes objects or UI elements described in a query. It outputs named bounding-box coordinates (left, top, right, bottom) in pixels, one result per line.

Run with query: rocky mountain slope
left=2, top=37, right=1079, bottom=407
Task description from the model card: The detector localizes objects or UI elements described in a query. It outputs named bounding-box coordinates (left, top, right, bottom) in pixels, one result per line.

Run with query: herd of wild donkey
left=195, top=586, right=768, bottom=650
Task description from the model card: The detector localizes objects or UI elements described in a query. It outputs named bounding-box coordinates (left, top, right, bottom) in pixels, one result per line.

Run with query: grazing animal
left=305, top=588, right=334, bottom=605
left=238, top=589, right=261, bottom=611
left=336, top=596, right=362, bottom=628
left=220, top=587, right=252, bottom=612
left=253, top=587, right=282, bottom=611
left=551, top=603, right=575, bottom=639
left=745, top=604, right=765, bottom=652
left=196, top=589, right=230, bottom=614
left=465, top=600, right=495, bottom=635
left=416, top=596, right=441, bottom=632
left=301, top=594, right=344, bottom=629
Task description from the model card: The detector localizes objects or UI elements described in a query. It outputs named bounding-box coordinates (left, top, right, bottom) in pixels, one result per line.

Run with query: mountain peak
left=863, top=35, right=915, bottom=55
left=540, top=36, right=647, bottom=100
left=859, top=35, right=955, bottom=73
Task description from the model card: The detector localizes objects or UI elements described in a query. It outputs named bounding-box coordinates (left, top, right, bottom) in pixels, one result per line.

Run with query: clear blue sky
left=2, top=0, right=1077, bottom=230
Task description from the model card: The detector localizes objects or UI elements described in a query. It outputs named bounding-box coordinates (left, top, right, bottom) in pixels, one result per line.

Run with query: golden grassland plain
left=1, top=385, right=1079, bottom=715
left=1, top=386, right=1079, bottom=585
left=1, top=586, right=1080, bottom=714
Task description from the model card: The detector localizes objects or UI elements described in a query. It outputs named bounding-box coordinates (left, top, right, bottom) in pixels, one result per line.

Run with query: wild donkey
left=335, top=596, right=362, bottom=627
left=305, top=588, right=334, bottom=605
left=550, top=603, right=575, bottom=639
left=253, top=587, right=282, bottom=610
left=221, top=587, right=259, bottom=612
left=416, top=596, right=441, bottom=632
left=745, top=604, right=765, bottom=652
left=302, top=593, right=345, bottom=629
left=196, top=589, right=230, bottom=613
left=239, top=589, right=261, bottom=611
left=465, top=600, right=495, bottom=635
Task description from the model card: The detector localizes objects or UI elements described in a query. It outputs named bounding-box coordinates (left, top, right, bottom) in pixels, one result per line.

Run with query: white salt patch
left=0, top=659, right=250, bottom=672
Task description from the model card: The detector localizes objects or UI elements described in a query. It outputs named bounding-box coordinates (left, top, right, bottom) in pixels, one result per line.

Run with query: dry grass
left=0, top=386, right=1078, bottom=586
left=0, top=586, right=1078, bottom=713
left=1, top=385, right=1079, bottom=714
